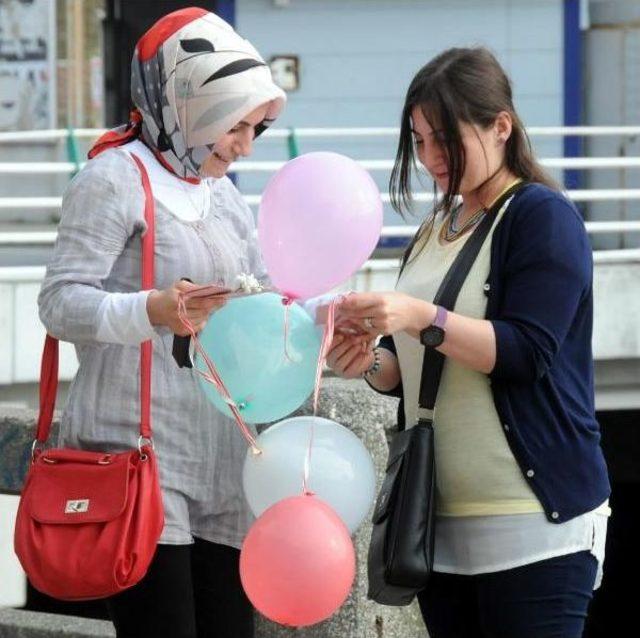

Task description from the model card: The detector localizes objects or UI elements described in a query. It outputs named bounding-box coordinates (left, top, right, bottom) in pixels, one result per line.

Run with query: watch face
left=421, top=326, right=445, bottom=348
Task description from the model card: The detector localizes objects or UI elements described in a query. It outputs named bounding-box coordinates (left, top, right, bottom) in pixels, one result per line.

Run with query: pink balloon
left=258, top=152, right=383, bottom=299
left=239, top=494, right=355, bottom=627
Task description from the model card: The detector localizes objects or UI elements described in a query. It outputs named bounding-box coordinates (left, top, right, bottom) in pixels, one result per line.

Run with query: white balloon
left=243, top=416, right=376, bottom=533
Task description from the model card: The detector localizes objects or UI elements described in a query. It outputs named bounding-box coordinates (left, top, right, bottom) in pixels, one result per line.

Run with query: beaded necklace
left=441, top=204, right=485, bottom=242
left=440, top=178, right=523, bottom=243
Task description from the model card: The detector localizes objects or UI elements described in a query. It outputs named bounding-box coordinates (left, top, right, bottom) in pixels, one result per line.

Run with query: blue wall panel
left=563, top=0, right=582, bottom=188
left=216, top=0, right=235, bottom=25
left=236, top=0, right=564, bottom=225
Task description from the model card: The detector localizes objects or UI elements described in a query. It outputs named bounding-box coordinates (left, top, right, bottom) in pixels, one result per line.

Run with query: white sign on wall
left=0, top=0, right=56, bottom=130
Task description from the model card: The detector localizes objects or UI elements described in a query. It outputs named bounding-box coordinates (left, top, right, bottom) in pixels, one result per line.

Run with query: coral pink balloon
left=239, top=494, right=355, bottom=627
left=258, top=152, right=383, bottom=299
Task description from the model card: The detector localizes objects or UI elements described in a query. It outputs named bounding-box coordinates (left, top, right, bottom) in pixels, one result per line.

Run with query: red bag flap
left=25, top=449, right=135, bottom=524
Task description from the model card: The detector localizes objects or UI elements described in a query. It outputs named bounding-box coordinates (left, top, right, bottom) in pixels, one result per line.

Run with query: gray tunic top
left=38, top=142, right=266, bottom=547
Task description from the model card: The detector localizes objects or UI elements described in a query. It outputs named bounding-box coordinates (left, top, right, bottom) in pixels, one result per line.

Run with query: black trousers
left=106, top=538, right=254, bottom=638
left=417, top=551, right=598, bottom=638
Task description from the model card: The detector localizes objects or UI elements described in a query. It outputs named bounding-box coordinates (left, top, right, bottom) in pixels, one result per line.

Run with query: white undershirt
left=434, top=508, right=608, bottom=588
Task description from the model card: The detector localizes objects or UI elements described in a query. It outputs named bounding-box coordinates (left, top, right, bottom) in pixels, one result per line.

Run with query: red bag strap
left=35, top=334, right=59, bottom=443
left=35, top=152, right=155, bottom=444
left=131, top=153, right=155, bottom=440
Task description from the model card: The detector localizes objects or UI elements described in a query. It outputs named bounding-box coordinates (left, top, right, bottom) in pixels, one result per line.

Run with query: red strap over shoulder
left=131, top=153, right=155, bottom=439
left=36, top=152, right=155, bottom=444
left=35, top=335, right=58, bottom=443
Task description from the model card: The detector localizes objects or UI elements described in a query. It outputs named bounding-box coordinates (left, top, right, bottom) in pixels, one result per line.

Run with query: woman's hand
left=326, top=333, right=375, bottom=379
left=337, top=292, right=498, bottom=376
left=339, top=292, right=435, bottom=338
left=146, top=280, right=226, bottom=336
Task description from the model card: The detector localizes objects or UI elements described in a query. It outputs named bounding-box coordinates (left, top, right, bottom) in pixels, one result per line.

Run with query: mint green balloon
left=195, top=293, right=322, bottom=424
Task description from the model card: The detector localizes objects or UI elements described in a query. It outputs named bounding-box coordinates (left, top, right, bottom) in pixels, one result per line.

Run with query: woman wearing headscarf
left=38, top=8, right=285, bottom=637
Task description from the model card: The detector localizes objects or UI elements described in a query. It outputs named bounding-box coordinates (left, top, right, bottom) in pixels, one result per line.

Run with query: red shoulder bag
left=14, top=154, right=165, bottom=600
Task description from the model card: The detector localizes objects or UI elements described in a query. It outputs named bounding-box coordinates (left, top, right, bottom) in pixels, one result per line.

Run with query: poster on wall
left=0, top=0, right=56, bottom=130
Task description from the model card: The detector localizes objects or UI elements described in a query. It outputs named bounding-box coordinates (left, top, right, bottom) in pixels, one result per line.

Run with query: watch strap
left=432, top=305, right=448, bottom=329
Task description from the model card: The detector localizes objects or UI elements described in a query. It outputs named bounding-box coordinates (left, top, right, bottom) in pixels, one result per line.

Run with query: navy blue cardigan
left=376, top=183, right=611, bottom=524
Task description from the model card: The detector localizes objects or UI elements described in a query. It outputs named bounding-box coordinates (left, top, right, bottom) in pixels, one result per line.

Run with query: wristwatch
left=419, top=305, right=448, bottom=348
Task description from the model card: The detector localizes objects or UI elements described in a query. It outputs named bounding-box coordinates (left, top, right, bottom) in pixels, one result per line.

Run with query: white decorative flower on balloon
left=235, top=272, right=263, bottom=294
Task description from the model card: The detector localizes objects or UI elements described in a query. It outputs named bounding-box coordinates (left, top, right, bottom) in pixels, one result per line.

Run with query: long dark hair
left=391, top=47, right=557, bottom=273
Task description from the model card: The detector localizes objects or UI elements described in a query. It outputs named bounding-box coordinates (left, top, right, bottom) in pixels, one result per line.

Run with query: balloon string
left=177, top=294, right=260, bottom=454
left=281, top=297, right=295, bottom=363
left=302, top=420, right=315, bottom=496
left=313, top=297, right=340, bottom=415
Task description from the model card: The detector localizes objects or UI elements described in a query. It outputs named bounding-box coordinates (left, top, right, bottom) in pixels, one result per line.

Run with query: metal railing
left=1, top=125, right=639, bottom=240
left=3, top=189, right=640, bottom=212
left=2, top=221, right=640, bottom=247
left=1, top=125, right=639, bottom=390
left=2, top=243, right=640, bottom=287
left=1, top=124, right=640, bottom=144
left=3, top=156, right=640, bottom=176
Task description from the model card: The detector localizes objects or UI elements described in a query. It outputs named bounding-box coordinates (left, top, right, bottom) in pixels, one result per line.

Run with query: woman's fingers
left=341, top=345, right=375, bottom=378
left=341, top=293, right=383, bottom=313
left=187, top=310, right=211, bottom=325
left=335, top=318, right=370, bottom=335
left=185, top=297, right=226, bottom=311
left=344, top=353, right=369, bottom=377
left=174, top=281, right=227, bottom=310
left=328, top=340, right=356, bottom=368
left=174, top=279, right=198, bottom=294
left=327, top=335, right=366, bottom=362
left=324, top=326, right=375, bottom=378
left=327, top=342, right=354, bottom=368
left=327, top=334, right=344, bottom=352
left=334, top=342, right=367, bottom=370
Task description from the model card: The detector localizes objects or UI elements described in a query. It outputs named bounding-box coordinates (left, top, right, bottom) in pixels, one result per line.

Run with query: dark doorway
left=584, top=410, right=640, bottom=637
left=102, top=1, right=233, bottom=126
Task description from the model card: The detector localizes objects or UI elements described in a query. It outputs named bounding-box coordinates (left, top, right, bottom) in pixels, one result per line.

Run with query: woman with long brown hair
left=329, top=47, right=610, bottom=638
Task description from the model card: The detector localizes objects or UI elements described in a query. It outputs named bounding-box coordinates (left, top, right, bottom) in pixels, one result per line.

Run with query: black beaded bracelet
left=364, top=346, right=382, bottom=378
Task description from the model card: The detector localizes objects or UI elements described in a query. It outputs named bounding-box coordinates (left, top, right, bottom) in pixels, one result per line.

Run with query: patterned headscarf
left=89, top=7, right=286, bottom=180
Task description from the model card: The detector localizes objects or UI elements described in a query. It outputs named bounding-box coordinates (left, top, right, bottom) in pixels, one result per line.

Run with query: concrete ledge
left=0, top=377, right=427, bottom=638
left=0, top=609, right=115, bottom=637
left=0, top=407, right=53, bottom=495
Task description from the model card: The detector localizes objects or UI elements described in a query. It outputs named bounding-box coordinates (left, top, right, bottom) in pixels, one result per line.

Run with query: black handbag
left=367, top=182, right=524, bottom=606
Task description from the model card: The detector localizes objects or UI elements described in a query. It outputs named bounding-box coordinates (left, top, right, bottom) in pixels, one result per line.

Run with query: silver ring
left=31, top=439, right=43, bottom=463
left=138, top=435, right=154, bottom=453
left=364, top=316, right=375, bottom=330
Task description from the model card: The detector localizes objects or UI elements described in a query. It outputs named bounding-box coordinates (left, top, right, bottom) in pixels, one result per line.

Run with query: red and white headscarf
left=90, top=7, right=286, bottom=181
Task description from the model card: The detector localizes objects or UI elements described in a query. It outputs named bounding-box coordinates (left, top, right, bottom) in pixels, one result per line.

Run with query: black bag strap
left=418, top=181, right=525, bottom=413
